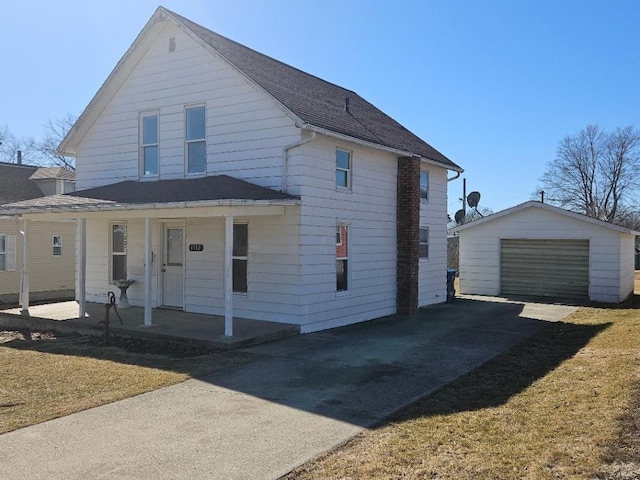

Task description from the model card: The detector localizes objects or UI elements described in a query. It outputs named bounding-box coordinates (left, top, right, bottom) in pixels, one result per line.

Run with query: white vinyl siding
left=295, top=135, right=399, bottom=332
left=74, top=22, right=299, bottom=190
left=418, top=167, right=448, bottom=306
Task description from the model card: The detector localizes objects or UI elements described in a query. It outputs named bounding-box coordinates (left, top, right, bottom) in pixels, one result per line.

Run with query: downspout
left=281, top=130, right=316, bottom=193
left=447, top=171, right=461, bottom=182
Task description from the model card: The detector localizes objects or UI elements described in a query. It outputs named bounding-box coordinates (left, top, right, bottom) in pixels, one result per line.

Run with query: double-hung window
left=141, top=113, right=159, bottom=177
left=336, top=224, right=349, bottom=292
left=419, top=227, right=429, bottom=259
left=420, top=170, right=429, bottom=201
left=233, top=223, right=248, bottom=293
left=52, top=235, right=62, bottom=256
left=186, top=105, right=206, bottom=174
left=336, top=148, right=351, bottom=189
left=0, top=234, right=16, bottom=272
left=0, top=235, right=5, bottom=271
left=111, top=223, right=127, bottom=282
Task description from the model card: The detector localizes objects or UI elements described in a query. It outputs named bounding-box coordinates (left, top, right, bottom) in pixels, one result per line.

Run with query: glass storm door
left=162, top=223, right=184, bottom=308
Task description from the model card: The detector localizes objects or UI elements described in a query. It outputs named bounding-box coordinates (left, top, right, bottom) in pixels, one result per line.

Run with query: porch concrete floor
left=0, top=301, right=299, bottom=349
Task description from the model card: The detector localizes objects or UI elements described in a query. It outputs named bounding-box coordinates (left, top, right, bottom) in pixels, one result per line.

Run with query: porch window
left=336, top=224, right=348, bottom=292
left=186, top=105, right=206, bottom=174
left=0, top=235, right=5, bottom=271
left=336, top=148, right=351, bottom=189
left=141, top=113, right=159, bottom=176
left=420, top=170, right=429, bottom=201
left=52, top=235, right=62, bottom=256
left=111, top=223, right=127, bottom=282
left=419, top=227, right=429, bottom=258
left=233, top=223, right=248, bottom=293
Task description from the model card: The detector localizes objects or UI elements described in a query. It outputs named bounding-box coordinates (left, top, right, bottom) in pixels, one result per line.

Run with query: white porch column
left=144, top=217, right=152, bottom=326
left=19, top=218, right=29, bottom=314
left=224, top=215, right=233, bottom=336
left=77, top=218, right=86, bottom=319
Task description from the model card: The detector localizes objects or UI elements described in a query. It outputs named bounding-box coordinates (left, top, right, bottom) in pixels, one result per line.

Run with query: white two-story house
left=2, top=7, right=462, bottom=334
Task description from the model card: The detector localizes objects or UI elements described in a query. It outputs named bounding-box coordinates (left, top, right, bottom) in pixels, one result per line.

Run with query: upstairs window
left=336, top=224, right=349, bottom=292
left=420, top=170, right=429, bottom=201
left=336, top=148, right=351, bottom=189
left=52, top=235, right=62, bottom=256
left=111, top=223, right=127, bottom=282
left=141, top=114, right=159, bottom=177
left=186, top=106, right=206, bottom=174
left=233, top=223, right=248, bottom=293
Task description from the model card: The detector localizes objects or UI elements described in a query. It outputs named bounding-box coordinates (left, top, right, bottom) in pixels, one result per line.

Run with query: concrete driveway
left=0, top=296, right=576, bottom=480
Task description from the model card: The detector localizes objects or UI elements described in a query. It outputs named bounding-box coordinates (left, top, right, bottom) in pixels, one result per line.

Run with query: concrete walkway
left=0, top=296, right=577, bottom=480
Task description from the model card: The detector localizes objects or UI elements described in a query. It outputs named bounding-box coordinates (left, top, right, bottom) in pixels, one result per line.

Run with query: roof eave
left=302, top=124, right=463, bottom=172
left=0, top=197, right=301, bottom=216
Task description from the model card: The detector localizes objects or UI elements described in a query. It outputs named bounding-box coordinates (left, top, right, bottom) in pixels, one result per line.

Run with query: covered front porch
left=0, top=175, right=302, bottom=341
left=0, top=300, right=299, bottom=349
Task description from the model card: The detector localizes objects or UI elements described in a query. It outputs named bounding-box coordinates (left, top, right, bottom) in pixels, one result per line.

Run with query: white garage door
left=501, top=239, right=589, bottom=298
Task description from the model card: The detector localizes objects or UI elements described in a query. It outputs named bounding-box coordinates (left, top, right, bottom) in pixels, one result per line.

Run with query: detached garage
left=453, top=201, right=639, bottom=303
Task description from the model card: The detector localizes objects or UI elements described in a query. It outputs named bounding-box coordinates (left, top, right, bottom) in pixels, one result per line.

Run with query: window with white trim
left=0, top=235, right=5, bottom=271
left=233, top=223, right=248, bottom=293
left=419, top=227, right=429, bottom=258
left=111, top=223, right=127, bottom=282
left=141, top=113, right=159, bottom=177
left=336, top=148, right=351, bottom=189
left=336, top=224, right=348, bottom=291
left=186, top=105, right=206, bottom=174
left=420, top=170, right=429, bottom=201
left=52, top=235, right=62, bottom=256
left=0, top=234, right=16, bottom=272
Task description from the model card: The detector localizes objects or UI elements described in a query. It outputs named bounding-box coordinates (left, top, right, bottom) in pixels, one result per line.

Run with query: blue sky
left=2, top=1, right=639, bottom=215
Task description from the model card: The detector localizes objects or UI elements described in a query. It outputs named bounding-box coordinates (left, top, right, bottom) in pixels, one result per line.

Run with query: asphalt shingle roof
left=2, top=175, right=297, bottom=211
left=0, top=162, right=44, bottom=204
left=166, top=9, right=460, bottom=171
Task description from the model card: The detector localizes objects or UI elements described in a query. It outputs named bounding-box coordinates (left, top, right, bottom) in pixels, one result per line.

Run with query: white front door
left=161, top=223, right=184, bottom=308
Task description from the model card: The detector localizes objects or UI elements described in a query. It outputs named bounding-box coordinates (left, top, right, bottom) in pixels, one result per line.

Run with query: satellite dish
left=467, top=191, right=481, bottom=208
left=454, top=209, right=465, bottom=224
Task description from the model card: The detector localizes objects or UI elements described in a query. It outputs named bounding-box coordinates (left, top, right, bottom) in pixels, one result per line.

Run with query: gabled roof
left=59, top=7, right=461, bottom=172
left=0, top=162, right=44, bottom=204
left=0, top=175, right=298, bottom=215
left=452, top=201, right=640, bottom=236
left=29, top=167, right=75, bottom=181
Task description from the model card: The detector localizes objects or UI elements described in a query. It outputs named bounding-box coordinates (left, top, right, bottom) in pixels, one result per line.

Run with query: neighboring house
left=0, top=162, right=76, bottom=304
left=1, top=7, right=462, bottom=333
left=453, top=201, right=639, bottom=303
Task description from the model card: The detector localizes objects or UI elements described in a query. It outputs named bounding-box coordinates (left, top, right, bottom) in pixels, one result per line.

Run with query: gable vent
left=169, top=37, right=176, bottom=52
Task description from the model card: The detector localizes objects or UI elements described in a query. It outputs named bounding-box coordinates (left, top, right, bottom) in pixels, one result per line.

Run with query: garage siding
left=500, top=239, right=589, bottom=298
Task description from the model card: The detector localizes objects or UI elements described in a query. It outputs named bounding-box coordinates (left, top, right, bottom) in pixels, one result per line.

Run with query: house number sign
left=189, top=244, right=204, bottom=252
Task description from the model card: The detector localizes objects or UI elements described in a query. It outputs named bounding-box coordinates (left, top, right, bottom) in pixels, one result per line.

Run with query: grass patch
left=285, top=293, right=640, bottom=479
left=0, top=332, right=252, bottom=434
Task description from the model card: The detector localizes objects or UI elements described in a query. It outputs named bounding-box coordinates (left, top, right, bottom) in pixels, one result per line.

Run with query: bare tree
left=538, top=125, right=640, bottom=223
left=37, top=114, right=77, bottom=171
left=0, top=125, right=37, bottom=164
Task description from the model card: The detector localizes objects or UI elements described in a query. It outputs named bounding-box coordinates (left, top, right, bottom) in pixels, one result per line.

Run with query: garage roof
left=451, top=201, right=640, bottom=236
